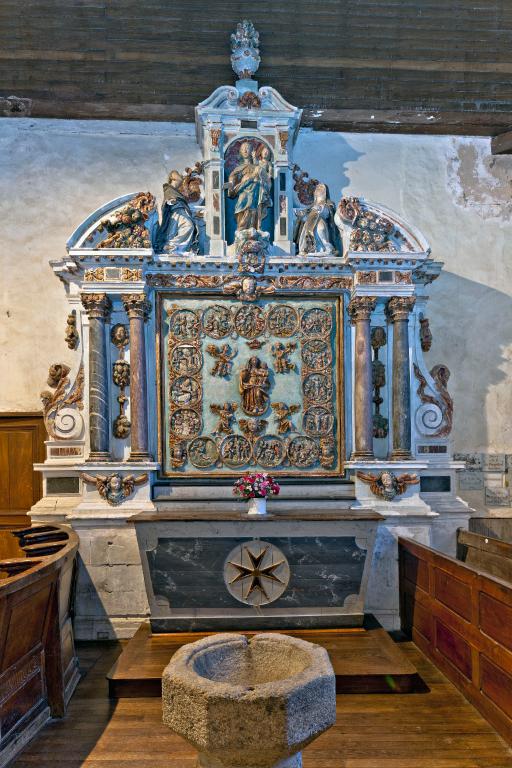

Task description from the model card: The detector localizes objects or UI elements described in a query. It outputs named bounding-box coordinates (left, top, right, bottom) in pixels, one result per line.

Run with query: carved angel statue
left=206, top=344, right=236, bottom=378
left=81, top=472, right=148, bottom=506
left=271, top=342, right=296, bottom=374
left=356, top=470, right=419, bottom=501
left=152, top=170, right=198, bottom=254
left=294, top=183, right=337, bottom=256
left=210, top=402, right=238, bottom=435
left=271, top=402, right=300, bottom=434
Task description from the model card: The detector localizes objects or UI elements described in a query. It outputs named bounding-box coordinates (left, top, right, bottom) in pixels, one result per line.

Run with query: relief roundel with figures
left=161, top=296, right=342, bottom=477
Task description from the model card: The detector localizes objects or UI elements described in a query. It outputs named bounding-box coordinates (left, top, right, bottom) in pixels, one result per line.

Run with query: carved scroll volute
left=40, top=363, right=84, bottom=439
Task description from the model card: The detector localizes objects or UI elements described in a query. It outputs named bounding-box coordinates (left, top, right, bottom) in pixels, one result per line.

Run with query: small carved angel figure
left=210, top=402, right=238, bottom=435
left=206, top=343, right=236, bottom=378
left=294, top=183, right=337, bottom=255
left=81, top=472, right=148, bottom=506
left=271, top=342, right=296, bottom=374
left=271, top=402, right=300, bottom=434
left=356, top=470, right=419, bottom=501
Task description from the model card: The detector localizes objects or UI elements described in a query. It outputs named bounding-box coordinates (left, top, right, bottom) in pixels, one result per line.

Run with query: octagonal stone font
left=162, top=632, right=336, bottom=768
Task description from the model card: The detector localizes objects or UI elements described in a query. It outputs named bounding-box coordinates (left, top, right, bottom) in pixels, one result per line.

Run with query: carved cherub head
left=111, top=324, right=129, bottom=348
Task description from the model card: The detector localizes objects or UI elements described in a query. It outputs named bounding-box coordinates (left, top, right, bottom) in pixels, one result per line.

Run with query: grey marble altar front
left=30, top=21, right=471, bottom=638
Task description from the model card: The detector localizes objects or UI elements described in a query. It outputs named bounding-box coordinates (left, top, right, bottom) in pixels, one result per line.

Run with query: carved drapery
left=122, top=293, right=152, bottom=461
left=386, top=296, right=415, bottom=460
left=348, top=296, right=377, bottom=460
left=81, top=293, right=112, bottom=461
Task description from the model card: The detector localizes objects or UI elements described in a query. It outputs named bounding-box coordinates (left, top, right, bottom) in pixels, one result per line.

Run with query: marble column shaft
left=348, top=296, right=377, bottom=460
left=122, top=293, right=152, bottom=462
left=386, top=296, right=416, bottom=460
left=81, top=293, right=112, bottom=461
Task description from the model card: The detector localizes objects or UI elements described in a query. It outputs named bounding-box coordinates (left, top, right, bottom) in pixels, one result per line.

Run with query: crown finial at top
left=230, top=20, right=261, bottom=80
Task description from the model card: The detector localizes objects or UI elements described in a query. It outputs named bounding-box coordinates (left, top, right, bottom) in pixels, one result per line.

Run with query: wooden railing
left=0, top=524, right=80, bottom=767
left=399, top=536, right=512, bottom=746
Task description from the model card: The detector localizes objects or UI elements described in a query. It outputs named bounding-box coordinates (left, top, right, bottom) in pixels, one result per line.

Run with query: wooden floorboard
left=10, top=640, right=512, bottom=768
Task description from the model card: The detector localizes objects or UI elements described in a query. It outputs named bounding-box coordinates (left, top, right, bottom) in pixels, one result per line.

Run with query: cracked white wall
left=1, top=118, right=511, bottom=456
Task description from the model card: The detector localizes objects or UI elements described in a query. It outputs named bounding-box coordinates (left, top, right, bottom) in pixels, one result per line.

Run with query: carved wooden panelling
left=479, top=593, right=512, bottom=652
left=159, top=295, right=343, bottom=477
left=434, top=567, right=472, bottom=621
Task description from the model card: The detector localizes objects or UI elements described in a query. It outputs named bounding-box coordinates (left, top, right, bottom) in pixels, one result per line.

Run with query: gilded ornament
left=112, top=359, right=130, bottom=388
left=202, top=305, right=233, bottom=339
left=319, top=436, right=335, bottom=468
left=113, top=413, right=131, bottom=439
left=81, top=472, right=148, bottom=506
left=253, top=436, right=285, bottom=467
left=40, top=363, right=84, bottom=440
left=168, top=309, right=199, bottom=340
left=84, top=267, right=105, bottom=282
left=223, top=275, right=275, bottom=302
left=291, top=164, right=319, bottom=206
left=278, top=130, right=288, bottom=153
left=206, top=344, right=236, bottom=378
left=210, top=402, right=238, bottom=435
left=187, top=437, right=219, bottom=468
left=300, top=307, right=332, bottom=337
left=65, top=311, right=79, bottom=350
left=414, top=363, right=453, bottom=437
left=347, top=296, right=377, bottom=323
left=270, top=402, right=300, bottom=434
left=271, top=342, right=296, bottom=374
left=301, top=339, right=332, bottom=371
left=287, top=435, right=319, bottom=467
left=111, top=323, right=129, bottom=349
left=238, top=91, right=261, bottom=109
left=170, top=376, right=202, bottom=407
left=267, top=305, right=299, bottom=337
left=170, top=408, right=202, bottom=439
left=169, top=440, right=187, bottom=468
left=276, top=275, right=352, bottom=291
left=210, top=128, right=222, bottom=149
left=357, top=470, right=419, bottom=501
left=238, top=418, right=267, bottom=443
left=94, top=192, right=155, bottom=249
left=170, top=344, right=202, bottom=375
left=234, top=227, right=269, bottom=273
left=303, top=406, right=334, bottom=437
left=220, top=434, right=252, bottom=467
left=239, top=356, right=270, bottom=415
left=302, top=373, right=332, bottom=403
left=234, top=305, right=265, bottom=339
left=395, top=271, right=413, bottom=284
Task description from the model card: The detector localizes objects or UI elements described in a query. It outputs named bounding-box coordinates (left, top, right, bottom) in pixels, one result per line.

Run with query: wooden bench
left=399, top=536, right=512, bottom=746
left=457, top=528, right=512, bottom=583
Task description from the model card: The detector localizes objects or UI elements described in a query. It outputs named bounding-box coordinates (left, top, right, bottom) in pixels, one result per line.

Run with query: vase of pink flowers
left=233, top=472, right=280, bottom=516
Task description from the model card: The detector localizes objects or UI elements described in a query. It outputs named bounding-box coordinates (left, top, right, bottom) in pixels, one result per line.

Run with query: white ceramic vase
left=247, top=497, right=267, bottom=516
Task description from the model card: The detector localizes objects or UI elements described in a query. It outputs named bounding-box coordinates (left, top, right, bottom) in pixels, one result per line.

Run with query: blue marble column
left=348, top=296, right=377, bottom=460
left=81, top=293, right=112, bottom=461
left=386, top=296, right=416, bottom=460
left=122, top=293, right=152, bottom=462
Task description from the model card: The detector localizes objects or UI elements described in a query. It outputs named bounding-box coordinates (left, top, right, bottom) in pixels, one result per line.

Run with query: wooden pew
left=399, top=536, right=512, bottom=746
left=0, top=524, right=79, bottom=767
left=457, top=528, right=512, bottom=583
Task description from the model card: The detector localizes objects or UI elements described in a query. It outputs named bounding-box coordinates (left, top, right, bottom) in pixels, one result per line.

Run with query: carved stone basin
left=162, top=633, right=336, bottom=768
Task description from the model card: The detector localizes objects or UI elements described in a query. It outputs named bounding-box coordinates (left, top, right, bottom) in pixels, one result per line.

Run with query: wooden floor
left=11, top=640, right=512, bottom=768
left=107, top=621, right=420, bottom=697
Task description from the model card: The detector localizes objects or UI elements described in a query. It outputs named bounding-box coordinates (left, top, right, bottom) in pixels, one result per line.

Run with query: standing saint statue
left=154, top=170, right=198, bottom=254
left=227, top=141, right=273, bottom=232
left=294, top=183, right=337, bottom=255
left=239, top=356, right=270, bottom=416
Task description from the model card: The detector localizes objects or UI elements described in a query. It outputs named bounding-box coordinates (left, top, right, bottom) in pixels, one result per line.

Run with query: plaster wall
left=1, top=117, right=511, bottom=459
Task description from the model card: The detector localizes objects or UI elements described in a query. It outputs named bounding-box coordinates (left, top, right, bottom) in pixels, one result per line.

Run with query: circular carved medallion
left=234, top=306, right=265, bottom=339
left=300, top=307, right=332, bottom=337
left=220, top=434, right=252, bottom=467
left=170, top=408, right=201, bottom=439
left=170, top=376, right=202, bottom=407
left=170, top=344, right=202, bottom=375
left=168, top=309, right=199, bottom=340
left=302, top=372, right=332, bottom=404
left=266, top=305, right=299, bottom=337
left=224, top=540, right=290, bottom=607
left=202, top=305, right=233, bottom=339
left=187, top=436, right=219, bottom=468
left=301, top=339, right=332, bottom=371
left=303, top=406, right=334, bottom=437
left=287, top=435, right=320, bottom=467
left=253, top=435, right=285, bottom=468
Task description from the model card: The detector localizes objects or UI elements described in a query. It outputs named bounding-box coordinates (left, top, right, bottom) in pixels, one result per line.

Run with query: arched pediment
left=67, top=192, right=157, bottom=252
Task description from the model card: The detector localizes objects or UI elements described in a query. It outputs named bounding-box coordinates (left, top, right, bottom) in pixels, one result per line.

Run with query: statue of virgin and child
left=226, top=140, right=273, bottom=233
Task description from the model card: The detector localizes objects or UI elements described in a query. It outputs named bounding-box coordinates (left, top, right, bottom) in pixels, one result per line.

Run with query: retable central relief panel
left=159, top=295, right=343, bottom=477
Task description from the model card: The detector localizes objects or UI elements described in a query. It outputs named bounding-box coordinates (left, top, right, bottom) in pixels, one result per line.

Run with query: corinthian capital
left=122, top=293, right=151, bottom=320
left=81, top=293, right=112, bottom=319
left=385, top=296, right=416, bottom=322
left=347, top=296, right=377, bottom=324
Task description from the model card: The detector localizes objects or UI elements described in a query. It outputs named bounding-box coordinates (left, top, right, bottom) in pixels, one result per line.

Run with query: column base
left=389, top=450, right=413, bottom=461
left=127, top=452, right=153, bottom=463
left=350, top=451, right=375, bottom=461
left=87, top=451, right=111, bottom=462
